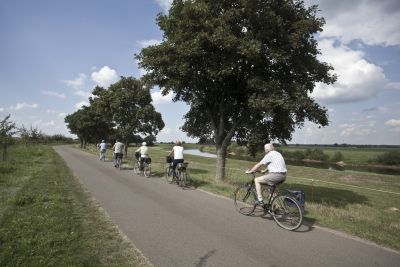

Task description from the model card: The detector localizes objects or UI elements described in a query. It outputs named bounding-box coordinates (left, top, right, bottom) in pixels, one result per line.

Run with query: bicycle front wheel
left=165, top=166, right=173, bottom=182
left=233, top=185, right=256, bottom=216
left=270, top=194, right=303, bottom=231
left=143, top=164, right=151, bottom=177
left=133, top=162, right=140, bottom=174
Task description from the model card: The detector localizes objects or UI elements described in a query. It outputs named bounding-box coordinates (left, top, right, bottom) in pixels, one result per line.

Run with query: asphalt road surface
left=54, top=146, right=400, bottom=267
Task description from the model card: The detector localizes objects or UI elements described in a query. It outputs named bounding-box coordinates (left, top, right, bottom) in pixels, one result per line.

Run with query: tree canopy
left=0, top=114, right=18, bottom=143
left=65, top=76, right=164, bottom=152
left=136, top=0, right=336, bottom=181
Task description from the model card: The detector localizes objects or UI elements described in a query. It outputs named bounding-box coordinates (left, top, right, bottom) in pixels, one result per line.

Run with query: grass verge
left=0, top=144, right=152, bottom=266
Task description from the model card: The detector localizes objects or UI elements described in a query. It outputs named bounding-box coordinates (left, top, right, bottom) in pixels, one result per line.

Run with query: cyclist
left=168, top=140, right=184, bottom=181
left=112, top=139, right=124, bottom=167
left=245, top=143, right=287, bottom=206
left=98, top=140, right=107, bottom=160
left=135, top=142, right=150, bottom=171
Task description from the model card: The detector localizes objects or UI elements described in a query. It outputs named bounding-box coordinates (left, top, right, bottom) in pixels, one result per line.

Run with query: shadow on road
left=193, top=249, right=217, bottom=267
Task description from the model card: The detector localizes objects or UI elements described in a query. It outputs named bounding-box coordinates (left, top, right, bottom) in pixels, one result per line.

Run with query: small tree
left=0, top=114, right=18, bottom=143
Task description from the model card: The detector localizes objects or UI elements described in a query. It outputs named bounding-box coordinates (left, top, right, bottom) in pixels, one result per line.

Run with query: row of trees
left=64, top=77, right=164, bottom=155
left=0, top=114, right=73, bottom=145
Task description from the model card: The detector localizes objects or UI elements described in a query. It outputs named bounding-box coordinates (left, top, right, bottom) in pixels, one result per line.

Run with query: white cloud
left=75, top=101, right=88, bottom=109
left=151, top=90, right=174, bottom=104
left=10, top=102, right=39, bottom=110
left=137, top=39, right=161, bottom=48
left=0, top=107, right=4, bottom=112
left=41, top=90, right=66, bottom=99
left=305, top=0, right=400, bottom=46
left=62, top=73, right=87, bottom=89
left=58, top=112, right=67, bottom=118
left=339, top=123, right=376, bottom=137
left=73, top=90, right=92, bottom=99
left=43, top=120, right=56, bottom=126
left=385, top=119, right=400, bottom=127
left=311, top=39, right=390, bottom=103
left=91, top=66, right=118, bottom=88
left=154, top=0, right=172, bottom=12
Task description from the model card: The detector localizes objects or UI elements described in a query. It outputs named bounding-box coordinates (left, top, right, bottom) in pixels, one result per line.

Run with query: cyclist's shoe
left=255, top=200, right=265, bottom=207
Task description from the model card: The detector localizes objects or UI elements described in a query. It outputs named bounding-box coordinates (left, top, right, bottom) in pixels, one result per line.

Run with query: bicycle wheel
left=165, top=166, right=173, bottom=182
left=233, top=184, right=256, bottom=215
left=133, top=161, right=140, bottom=174
left=118, top=158, right=122, bottom=170
left=270, top=194, right=303, bottom=231
left=179, top=171, right=187, bottom=188
left=143, top=163, right=151, bottom=177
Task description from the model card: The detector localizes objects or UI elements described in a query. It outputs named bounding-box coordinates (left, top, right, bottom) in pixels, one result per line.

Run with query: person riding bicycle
left=246, top=143, right=287, bottom=206
left=135, top=142, right=150, bottom=171
left=98, top=140, right=107, bottom=160
left=112, top=139, right=124, bottom=167
left=168, top=140, right=184, bottom=180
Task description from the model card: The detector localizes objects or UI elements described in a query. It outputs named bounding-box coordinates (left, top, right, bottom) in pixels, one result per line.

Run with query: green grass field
left=1, top=142, right=399, bottom=266
left=0, top=145, right=151, bottom=266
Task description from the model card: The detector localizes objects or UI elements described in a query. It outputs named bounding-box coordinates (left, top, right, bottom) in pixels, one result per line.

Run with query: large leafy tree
left=137, top=0, right=336, bottom=182
left=92, top=76, right=165, bottom=154
left=65, top=104, right=112, bottom=148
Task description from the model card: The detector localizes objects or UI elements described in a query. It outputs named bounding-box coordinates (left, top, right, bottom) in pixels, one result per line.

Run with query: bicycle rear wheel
left=270, top=194, right=303, bottom=231
left=143, top=163, right=151, bottom=177
left=179, top=171, right=187, bottom=187
left=233, top=185, right=256, bottom=215
left=118, top=158, right=122, bottom=170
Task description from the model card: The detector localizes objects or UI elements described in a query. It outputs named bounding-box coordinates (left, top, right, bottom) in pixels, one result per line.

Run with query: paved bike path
left=54, top=146, right=400, bottom=267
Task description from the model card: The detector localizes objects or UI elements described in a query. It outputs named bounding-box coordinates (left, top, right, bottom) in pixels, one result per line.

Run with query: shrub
left=371, top=151, right=400, bottom=165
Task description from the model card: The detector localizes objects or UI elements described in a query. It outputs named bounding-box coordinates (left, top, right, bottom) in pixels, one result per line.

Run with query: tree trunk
left=80, top=139, right=84, bottom=148
left=124, top=141, right=129, bottom=156
left=215, top=144, right=228, bottom=183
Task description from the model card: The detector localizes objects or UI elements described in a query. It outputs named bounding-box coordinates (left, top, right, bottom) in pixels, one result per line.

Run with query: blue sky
left=0, top=0, right=399, bottom=145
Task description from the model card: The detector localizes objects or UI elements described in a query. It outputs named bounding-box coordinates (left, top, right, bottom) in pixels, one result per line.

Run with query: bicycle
left=114, top=153, right=123, bottom=170
left=134, top=154, right=151, bottom=177
left=233, top=172, right=303, bottom=231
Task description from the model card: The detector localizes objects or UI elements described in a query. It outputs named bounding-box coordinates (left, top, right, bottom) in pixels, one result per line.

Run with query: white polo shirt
left=260, top=150, right=287, bottom=173
left=172, top=145, right=184, bottom=160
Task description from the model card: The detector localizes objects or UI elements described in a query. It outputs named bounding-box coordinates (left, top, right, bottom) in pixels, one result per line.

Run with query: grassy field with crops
left=0, top=144, right=151, bottom=266
left=88, top=143, right=400, bottom=251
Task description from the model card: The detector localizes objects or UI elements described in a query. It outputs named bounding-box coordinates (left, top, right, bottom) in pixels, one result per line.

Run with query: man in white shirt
left=168, top=140, right=184, bottom=180
left=246, top=143, right=287, bottom=206
left=112, top=140, right=124, bottom=167
left=135, top=142, right=150, bottom=170
left=98, top=140, right=107, bottom=160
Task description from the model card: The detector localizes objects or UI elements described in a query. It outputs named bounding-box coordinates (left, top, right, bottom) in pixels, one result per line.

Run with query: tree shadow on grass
left=282, top=183, right=370, bottom=208
left=0, top=165, right=16, bottom=175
